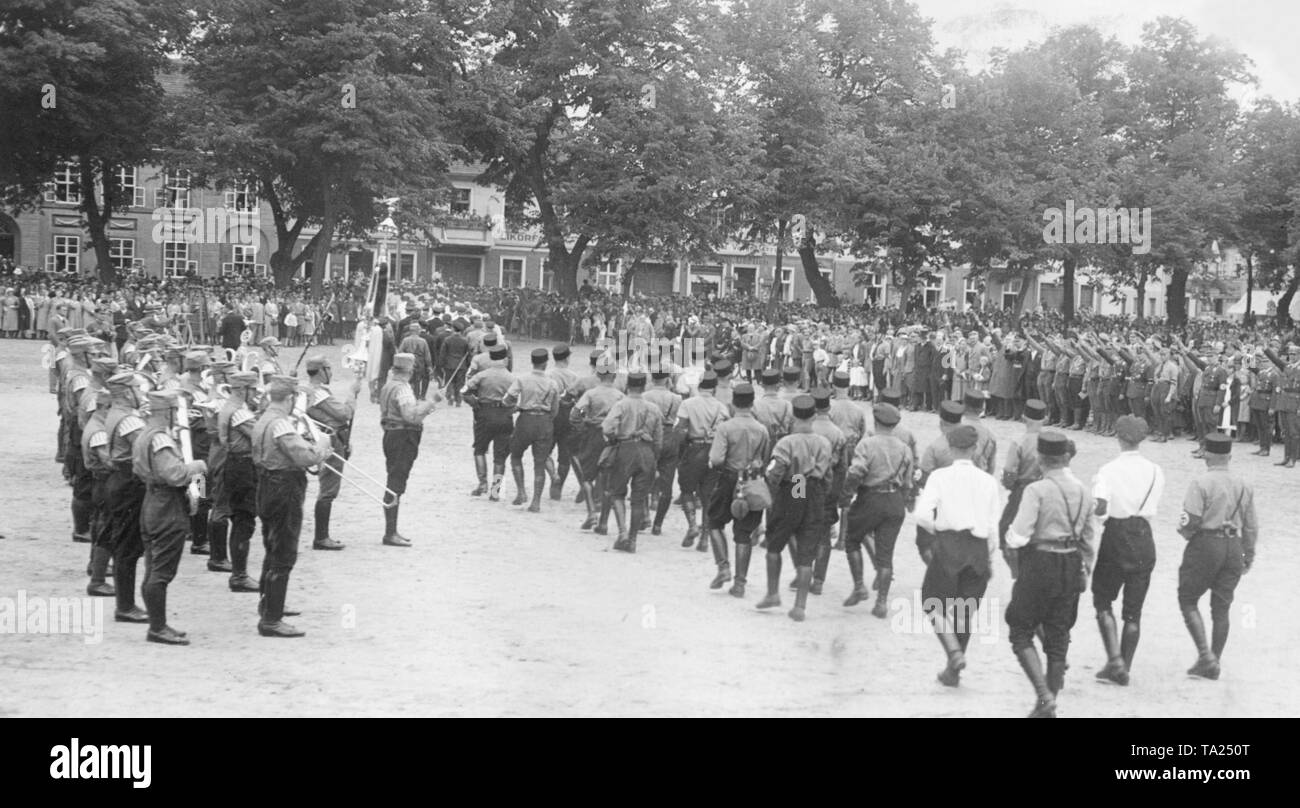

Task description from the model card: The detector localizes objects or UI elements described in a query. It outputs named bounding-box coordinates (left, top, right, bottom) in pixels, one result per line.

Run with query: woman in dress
left=2, top=288, right=20, bottom=337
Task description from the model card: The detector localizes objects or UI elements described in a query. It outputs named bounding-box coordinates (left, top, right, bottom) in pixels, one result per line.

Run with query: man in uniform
left=257, top=336, right=284, bottom=382
left=178, top=350, right=216, bottom=557
left=1190, top=350, right=1229, bottom=459
left=133, top=389, right=209, bottom=645
left=712, top=358, right=736, bottom=410
left=437, top=320, right=471, bottom=407
left=380, top=354, right=439, bottom=545
left=1269, top=344, right=1300, bottom=467
left=63, top=335, right=102, bottom=543
left=1249, top=347, right=1278, bottom=456
left=675, top=370, right=730, bottom=550
left=505, top=348, right=561, bottom=512
left=1005, top=431, right=1096, bottom=717
left=1177, top=432, right=1258, bottom=680
left=840, top=402, right=913, bottom=617
left=918, top=401, right=966, bottom=486
left=545, top=345, right=581, bottom=501
left=999, top=399, right=1047, bottom=579
left=305, top=355, right=361, bottom=550
left=398, top=322, right=432, bottom=399
left=463, top=345, right=516, bottom=499
left=705, top=383, right=768, bottom=593
left=807, top=390, right=847, bottom=596
left=82, top=388, right=116, bottom=596
left=599, top=372, right=663, bottom=553
left=217, top=371, right=263, bottom=592
left=250, top=376, right=333, bottom=636
left=778, top=366, right=802, bottom=401
left=645, top=369, right=683, bottom=536
left=570, top=354, right=623, bottom=532
left=914, top=425, right=1001, bottom=688
left=758, top=395, right=831, bottom=621
left=1091, top=415, right=1164, bottom=686
left=1151, top=346, right=1182, bottom=442
left=102, top=372, right=150, bottom=622
left=962, top=391, right=998, bottom=472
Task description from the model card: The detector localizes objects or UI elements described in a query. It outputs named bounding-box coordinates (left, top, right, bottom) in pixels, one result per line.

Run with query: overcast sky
left=911, top=0, right=1300, bottom=106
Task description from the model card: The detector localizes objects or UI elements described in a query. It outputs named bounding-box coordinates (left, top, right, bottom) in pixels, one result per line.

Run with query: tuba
left=174, top=394, right=206, bottom=515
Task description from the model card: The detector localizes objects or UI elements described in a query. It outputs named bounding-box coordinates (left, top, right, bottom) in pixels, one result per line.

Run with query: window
left=808, top=266, right=832, bottom=301
left=732, top=265, right=758, bottom=297
left=923, top=274, right=943, bottom=308
left=163, top=241, right=189, bottom=277
left=541, top=258, right=556, bottom=292
left=964, top=277, right=981, bottom=308
left=690, top=264, right=722, bottom=297
left=116, top=166, right=144, bottom=208
left=109, top=238, right=135, bottom=272
left=53, top=235, right=80, bottom=272
left=225, top=179, right=258, bottom=212
left=772, top=267, right=793, bottom=301
left=450, top=187, right=471, bottom=214
left=596, top=260, right=620, bottom=290
left=49, top=162, right=80, bottom=205
left=160, top=170, right=190, bottom=208
left=229, top=245, right=257, bottom=275
left=501, top=257, right=524, bottom=288
left=1002, top=278, right=1023, bottom=311
left=387, top=250, right=417, bottom=282
left=861, top=271, right=884, bottom=304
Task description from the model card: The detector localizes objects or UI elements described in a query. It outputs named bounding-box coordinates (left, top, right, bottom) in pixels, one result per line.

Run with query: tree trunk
left=798, top=229, right=839, bottom=307
left=309, top=184, right=336, bottom=299
left=1134, top=271, right=1147, bottom=323
left=1245, top=251, right=1254, bottom=327
left=766, top=218, right=788, bottom=316
left=1061, top=253, right=1076, bottom=326
left=79, top=160, right=118, bottom=284
left=1276, top=271, right=1300, bottom=329
left=1013, top=266, right=1034, bottom=319
left=620, top=258, right=642, bottom=297
left=1165, top=265, right=1189, bottom=325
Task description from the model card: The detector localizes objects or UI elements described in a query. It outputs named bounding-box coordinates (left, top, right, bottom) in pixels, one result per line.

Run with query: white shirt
left=1092, top=450, right=1164, bottom=521
left=914, top=459, right=1002, bottom=555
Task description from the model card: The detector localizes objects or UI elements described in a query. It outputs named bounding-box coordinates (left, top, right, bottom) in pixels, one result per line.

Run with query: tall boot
left=1181, top=605, right=1220, bottom=679
left=842, top=550, right=870, bottom=606
left=383, top=496, right=411, bottom=547
left=730, top=543, right=752, bottom=598
left=312, top=502, right=343, bottom=550
left=871, top=567, right=892, bottom=619
left=511, top=462, right=528, bottom=505
left=228, top=516, right=259, bottom=591
left=1095, top=610, right=1129, bottom=685
left=544, top=457, right=559, bottom=499
left=488, top=464, right=505, bottom=501
left=208, top=517, right=233, bottom=567
left=257, top=572, right=305, bottom=637
left=935, top=617, right=966, bottom=687
left=652, top=491, right=672, bottom=535
left=611, top=499, right=635, bottom=553
left=86, top=546, right=115, bottom=597
left=112, top=557, right=147, bottom=622
left=471, top=455, right=489, bottom=496
left=756, top=552, right=782, bottom=610
left=680, top=500, right=699, bottom=548
left=528, top=473, right=545, bottom=513
left=810, top=536, right=831, bottom=595
left=1211, top=615, right=1230, bottom=661
left=693, top=503, right=708, bottom=552
left=595, top=488, right=613, bottom=536
left=1015, top=647, right=1057, bottom=717
left=579, top=482, right=598, bottom=530
left=71, top=498, right=92, bottom=542
left=709, top=529, right=732, bottom=589
left=1120, top=618, right=1141, bottom=674
left=788, top=565, right=812, bottom=622
left=1046, top=657, right=1067, bottom=697
left=189, top=505, right=210, bottom=554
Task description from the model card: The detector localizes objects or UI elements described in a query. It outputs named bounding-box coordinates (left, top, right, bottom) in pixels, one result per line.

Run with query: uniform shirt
left=217, top=398, right=257, bottom=456
left=601, top=395, right=663, bottom=450
left=777, top=385, right=800, bottom=402
left=752, top=391, right=793, bottom=443
left=892, top=423, right=919, bottom=464
left=766, top=427, right=833, bottom=486
left=572, top=384, right=624, bottom=428
left=677, top=393, right=730, bottom=442
left=81, top=409, right=112, bottom=473
left=962, top=414, right=998, bottom=470
left=1156, top=359, right=1181, bottom=385
left=914, top=459, right=1001, bottom=553
left=572, top=372, right=601, bottom=399
left=63, top=366, right=91, bottom=422
left=380, top=378, right=435, bottom=430
left=845, top=432, right=913, bottom=492
left=251, top=407, right=330, bottom=471
left=829, top=397, right=870, bottom=445
left=1197, top=365, right=1229, bottom=403
left=463, top=365, right=514, bottom=403
left=132, top=424, right=197, bottom=487
left=547, top=366, right=582, bottom=402
left=714, top=380, right=734, bottom=410
left=708, top=411, right=770, bottom=473
left=1007, top=468, right=1097, bottom=568
left=306, top=382, right=355, bottom=447
left=810, top=414, right=847, bottom=474
left=643, top=386, right=683, bottom=426
left=1092, top=451, right=1164, bottom=521
left=1001, top=430, right=1042, bottom=489
left=920, top=431, right=995, bottom=476
left=506, top=370, right=560, bottom=415
left=1178, top=467, right=1258, bottom=553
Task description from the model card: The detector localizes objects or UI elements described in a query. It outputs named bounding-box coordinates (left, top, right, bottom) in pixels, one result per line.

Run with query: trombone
left=293, top=403, right=398, bottom=509
left=174, top=395, right=206, bottom=516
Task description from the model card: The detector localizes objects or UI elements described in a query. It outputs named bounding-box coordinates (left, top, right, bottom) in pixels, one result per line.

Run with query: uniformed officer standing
left=1249, top=350, right=1277, bottom=456
left=1189, top=350, right=1228, bottom=459
left=645, top=369, right=683, bottom=535
left=778, top=366, right=801, bottom=400
left=217, top=371, right=262, bottom=591
left=828, top=370, right=869, bottom=550
left=998, top=399, right=1047, bottom=578
left=133, top=389, right=209, bottom=645
left=380, top=354, right=439, bottom=545
left=305, top=355, right=361, bottom=550
left=102, top=372, right=150, bottom=622
left=705, top=383, right=769, bottom=593
left=1177, top=432, right=1258, bottom=680
left=600, top=372, right=663, bottom=553
left=914, top=425, right=1001, bottom=687
left=840, top=402, right=914, bottom=617
left=505, top=348, right=561, bottom=512
left=918, top=401, right=966, bottom=486
left=675, top=371, right=730, bottom=550
left=1091, top=415, right=1164, bottom=686
left=752, top=368, right=793, bottom=447
left=759, top=395, right=832, bottom=622
left=1268, top=344, right=1300, bottom=467
left=63, top=335, right=102, bottom=543
left=712, top=359, right=735, bottom=410
left=545, top=345, right=581, bottom=500
left=1005, top=431, right=1097, bottom=717
left=808, top=390, right=847, bottom=596
left=82, top=388, right=115, bottom=596
left=178, top=350, right=216, bottom=557
left=464, top=344, right=516, bottom=499
left=569, top=355, right=624, bottom=532
left=961, top=392, right=998, bottom=470
left=202, top=359, right=235, bottom=572
left=251, top=376, right=333, bottom=636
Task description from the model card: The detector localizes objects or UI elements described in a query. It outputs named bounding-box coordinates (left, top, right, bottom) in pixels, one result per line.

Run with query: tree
left=171, top=0, right=461, bottom=291
left=1231, top=101, right=1300, bottom=326
left=0, top=0, right=186, bottom=282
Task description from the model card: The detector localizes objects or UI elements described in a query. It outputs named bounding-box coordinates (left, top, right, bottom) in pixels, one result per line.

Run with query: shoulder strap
left=1136, top=466, right=1158, bottom=513
left=1046, top=475, right=1085, bottom=541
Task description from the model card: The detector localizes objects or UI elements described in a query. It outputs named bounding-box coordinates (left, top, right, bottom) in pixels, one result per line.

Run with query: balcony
left=428, top=212, right=494, bottom=247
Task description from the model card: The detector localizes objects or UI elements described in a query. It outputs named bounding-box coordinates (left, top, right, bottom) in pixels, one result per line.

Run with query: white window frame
left=596, top=260, right=620, bottom=290
left=450, top=187, right=472, bottom=215
left=500, top=256, right=526, bottom=288
left=924, top=273, right=944, bottom=308
left=48, top=162, right=81, bottom=205
left=109, top=238, right=135, bottom=271
left=386, top=250, right=418, bottom=282
left=775, top=267, right=793, bottom=302
left=115, top=166, right=145, bottom=208
left=730, top=264, right=759, bottom=298
left=963, top=277, right=981, bottom=308
left=158, top=170, right=191, bottom=209
left=224, top=179, right=258, bottom=212
left=861, top=271, right=885, bottom=304
left=807, top=266, right=832, bottom=302
left=541, top=258, right=555, bottom=292
left=1002, top=277, right=1023, bottom=310
left=224, top=244, right=257, bottom=276
left=163, top=241, right=190, bottom=278
left=53, top=235, right=80, bottom=273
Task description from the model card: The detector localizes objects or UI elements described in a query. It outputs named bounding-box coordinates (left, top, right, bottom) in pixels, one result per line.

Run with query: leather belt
left=519, top=410, right=551, bottom=415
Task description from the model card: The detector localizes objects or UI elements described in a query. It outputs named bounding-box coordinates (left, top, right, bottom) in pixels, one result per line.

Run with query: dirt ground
left=1, top=336, right=1295, bottom=717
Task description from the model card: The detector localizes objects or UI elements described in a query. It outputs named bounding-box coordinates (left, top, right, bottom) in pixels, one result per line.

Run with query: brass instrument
left=294, top=409, right=398, bottom=508
left=174, top=395, right=205, bottom=516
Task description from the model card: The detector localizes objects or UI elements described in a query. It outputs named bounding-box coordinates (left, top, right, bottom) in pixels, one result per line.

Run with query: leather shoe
left=257, top=620, right=306, bottom=638
left=937, top=666, right=961, bottom=687
left=229, top=574, right=260, bottom=593
left=146, top=626, right=190, bottom=645
left=382, top=534, right=412, bottom=547
left=1187, top=656, right=1220, bottom=680
left=1095, top=660, right=1130, bottom=686
left=843, top=585, right=870, bottom=607
left=86, top=582, right=115, bottom=597
left=312, top=538, right=345, bottom=551
left=190, top=543, right=210, bottom=555
left=207, top=558, right=234, bottom=572
left=114, top=607, right=150, bottom=623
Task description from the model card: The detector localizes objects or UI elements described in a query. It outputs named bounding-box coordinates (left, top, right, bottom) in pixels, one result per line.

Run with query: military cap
left=90, top=357, right=119, bottom=375
left=626, top=372, right=648, bottom=389
left=483, top=334, right=498, bottom=347
left=1037, top=431, right=1070, bottom=457
left=1205, top=433, right=1232, bottom=455
left=832, top=370, right=851, bottom=388
left=68, top=336, right=102, bottom=353
left=227, top=371, right=260, bottom=389
left=552, top=344, right=571, bottom=361
left=792, top=394, right=816, bottom=420
left=392, top=353, right=416, bottom=372
left=1023, top=399, right=1047, bottom=421
left=651, top=370, right=670, bottom=380
left=782, top=365, right=800, bottom=382
left=948, top=424, right=979, bottom=450
left=940, top=400, right=964, bottom=425
left=210, top=360, right=236, bottom=373
left=306, top=355, right=330, bottom=372
left=872, top=403, right=901, bottom=427
left=880, top=388, right=902, bottom=406
left=183, top=350, right=211, bottom=370
left=1114, top=415, right=1148, bottom=444
left=489, top=345, right=508, bottom=360
left=698, top=371, right=718, bottom=390
left=713, top=358, right=733, bottom=377
left=147, top=389, right=183, bottom=411
left=106, top=371, right=141, bottom=391
left=812, top=389, right=832, bottom=410
left=259, top=336, right=281, bottom=348
left=56, top=326, right=77, bottom=338
left=732, top=383, right=755, bottom=408
left=530, top=348, right=549, bottom=365
left=760, top=368, right=781, bottom=386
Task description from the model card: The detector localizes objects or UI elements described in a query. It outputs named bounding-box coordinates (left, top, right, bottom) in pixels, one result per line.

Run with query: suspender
left=1046, top=476, right=1086, bottom=543
left=1136, top=468, right=1157, bottom=514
